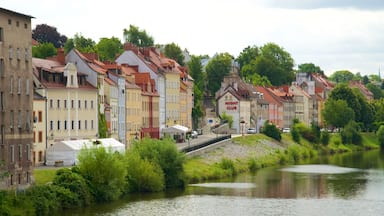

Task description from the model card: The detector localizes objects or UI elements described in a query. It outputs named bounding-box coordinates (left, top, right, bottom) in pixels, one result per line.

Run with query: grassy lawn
left=33, top=168, right=59, bottom=185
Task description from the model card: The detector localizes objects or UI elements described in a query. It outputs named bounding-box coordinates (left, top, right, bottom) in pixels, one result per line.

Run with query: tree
left=96, top=37, right=123, bottom=62
left=188, top=55, right=205, bottom=128
left=322, top=99, right=355, bottom=128
left=236, top=45, right=259, bottom=71
left=77, top=146, right=126, bottom=202
left=163, top=42, right=184, bottom=66
left=206, top=53, right=233, bottom=96
left=369, top=74, right=382, bottom=83
left=123, top=25, right=154, bottom=47
left=32, top=24, right=67, bottom=48
left=366, top=83, right=383, bottom=99
left=220, top=112, right=233, bottom=128
left=376, top=125, right=384, bottom=148
left=298, top=63, right=324, bottom=75
left=329, top=84, right=362, bottom=122
left=64, top=33, right=96, bottom=53
left=329, top=70, right=355, bottom=83
left=32, top=42, right=57, bottom=59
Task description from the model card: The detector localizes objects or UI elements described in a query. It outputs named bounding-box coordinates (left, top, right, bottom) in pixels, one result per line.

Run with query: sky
left=2, top=0, right=384, bottom=76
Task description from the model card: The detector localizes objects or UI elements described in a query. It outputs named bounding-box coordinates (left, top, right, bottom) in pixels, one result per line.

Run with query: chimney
left=57, top=48, right=65, bottom=65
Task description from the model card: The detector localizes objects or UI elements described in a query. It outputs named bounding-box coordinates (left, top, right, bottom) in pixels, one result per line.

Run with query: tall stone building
left=0, top=8, right=34, bottom=189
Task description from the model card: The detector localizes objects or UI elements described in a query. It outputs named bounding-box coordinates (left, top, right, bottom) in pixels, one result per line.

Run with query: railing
left=181, top=134, right=231, bottom=153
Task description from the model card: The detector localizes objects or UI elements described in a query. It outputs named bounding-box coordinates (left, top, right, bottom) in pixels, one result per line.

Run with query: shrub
left=291, top=126, right=300, bottom=143
left=341, top=121, right=362, bottom=145
left=248, top=158, right=261, bottom=172
left=262, top=121, right=281, bottom=141
left=125, top=152, right=165, bottom=192
left=321, top=131, right=330, bottom=146
left=377, top=125, right=384, bottom=148
left=218, top=158, right=236, bottom=176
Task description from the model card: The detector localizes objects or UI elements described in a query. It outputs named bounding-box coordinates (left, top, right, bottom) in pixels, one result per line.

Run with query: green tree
left=376, top=125, right=384, bottom=148
left=329, top=70, right=355, bottom=83
left=329, top=84, right=362, bottom=122
left=206, top=53, right=233, bottom=96
left=163, top=42, right=184, bottom=66
left=298, top=63, right=324, bottom=75
left=369, top=74, right=382, bottom=83
left=366, top=83, right=383, bottom=99
left=64, top=33, right=96, bottom=53
left=341, top=121, right=362, bottom=145
left=262, top=121, right=281, bottom=141
left=132, top=138, right=186, bottom=188
left=96, top=37, right=123, bottom=62
left=32, top=24, right=67, bottom=48
left=188, top=55, right=205, bottom=129
left=220, top=112, right=233, bottom=128
left=32, top=42, right=57, bottom=59
left=77, top=146, right=127, bottom=202
left=123, top=25, right=154, bottom=47
left=322, top=99, right=355, bottom=128
left=236, top=45, right=259, bottom=71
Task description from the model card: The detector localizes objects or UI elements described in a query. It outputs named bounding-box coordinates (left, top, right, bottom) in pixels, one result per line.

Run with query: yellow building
left=33, top=92, right=46, bottom=166
left=125, top=81, right=142, bottom=148
left=33, top=59, right=98, bottom=147
left=165, top=71, right=181, bottom=127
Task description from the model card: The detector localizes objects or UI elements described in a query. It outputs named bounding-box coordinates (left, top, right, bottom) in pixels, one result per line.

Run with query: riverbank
left=183, top=132, right=380, bottom=183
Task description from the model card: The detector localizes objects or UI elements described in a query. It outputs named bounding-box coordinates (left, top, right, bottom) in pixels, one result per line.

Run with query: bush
left=132, top=138, right=186, bottom=188
left=52, top=168, right=92, bottom=207
left=291, top=126, right=301, bottom=143
left=377, top=125, right=384, bottom=148
left=341, top=121, right=362, bottom=145
left=218, top=158, right=236, bottom=176
left=262, top=121, right=281, bottom=141
left=321, top=131, right=330, bottom=146
left=77, top=147, right=127, bottom=202
left=248, top=158, right=261, bottom=172
left=125, top=152, right=165, bottom=192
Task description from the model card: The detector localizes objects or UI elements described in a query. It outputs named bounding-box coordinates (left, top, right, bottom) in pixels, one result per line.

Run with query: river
left=63, top=150, right=384, bottom=216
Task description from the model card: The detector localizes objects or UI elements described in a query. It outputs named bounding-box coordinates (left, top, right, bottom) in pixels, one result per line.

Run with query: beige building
left=33, top=59, right=98, bottom=147
left=104, top=77, right=118, bottom=140
left=165, top=71, right=182, bottom=127
left=33, top=92, right=46, bottom=166
left=0, top=8, right=34, bottom=189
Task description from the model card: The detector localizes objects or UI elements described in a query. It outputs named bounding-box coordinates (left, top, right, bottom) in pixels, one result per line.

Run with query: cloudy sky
left=2, top=0, right=384, bottom=76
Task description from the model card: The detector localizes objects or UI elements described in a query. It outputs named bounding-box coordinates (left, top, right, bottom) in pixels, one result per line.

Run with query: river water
left=64, top=150, right=384, bottom=216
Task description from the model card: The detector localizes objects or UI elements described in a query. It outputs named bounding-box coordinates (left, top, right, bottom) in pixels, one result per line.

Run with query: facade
left=0, top=8, right=34, bottom=189
left=32, top=92, right=46, bottom=166
left=33, top=59, right=98, bottom=146
left=255, top=86, right=284, bottom=129
left=104, top=77, right=118, bottom=140
left=268, top=87, right=295, bottom=128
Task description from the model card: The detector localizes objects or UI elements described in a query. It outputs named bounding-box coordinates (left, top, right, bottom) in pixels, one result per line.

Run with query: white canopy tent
left=162, top=124, right=190, bottom=143
left=46, top=138, right=125, bottom=166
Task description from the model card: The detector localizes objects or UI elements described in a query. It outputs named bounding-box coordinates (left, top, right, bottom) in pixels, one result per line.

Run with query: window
left=0, top=92, right=4, bottom=111
left=71, top=100, right=74, bottom=109
left=0, top=27, right=3, bottom=42
left=27, top=144, right=31, bottom=161
left=16, top=48, right=21, bottom=60
left=18, top=145, right=22, bottom=161
left=38, top=111, right=42, bottom=122
left=10, top=145, right=14, bottom=162
left=57, top=121, right=60, bottom=130
left=17, top=78, right=21, bottom=94
left=84, top=100, right=87, bottom=109
left=91, top=100, right=94, bottom=109
left=26, top=110, right=30, bottom=130
left=1, top=125, right=4, bottom=144
left=91, top=120, right=94, bottom=129
left=38, top=131, right=42, bottom=142
left=24, top=48, right=29, bottom=61
left=24, top=23, right=27, bottom=29
left=50, top=121, right=53, bottom=130
left=78, top=100, right=81, bottom=109
left=26, top=79, right=30, bottom=95
left=64, top=120, right=67, bottom=130
left=16, top=21, right=19, bottom=27
left=10, top=76, right=13, bottom=94
left=10, top=110, right=14, bottom=129
left=57, top=100, right=60, bottom=108
left=38, top=151, right=42, bottom=162
left=64, top=100, right=67, bottom=108
left=50, top=99, right=53, bottom=108
left=85, top=120, right=88, bottom=129
left=18, top=110, right=21, bottom=128
left=71, top=121, right=74, bottom=130
left=8, top=19, right=11, bottom=25
left=0, top=58, right=4, bottom=77
left=78, top=120, right=81, bottom=130
left=9, top=46, right=13, bottom=60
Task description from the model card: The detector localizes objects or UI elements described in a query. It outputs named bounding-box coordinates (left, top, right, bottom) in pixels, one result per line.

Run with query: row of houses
left=32, top=45, right=194, bottom=167
left=214, top=64, right=374, bottom=134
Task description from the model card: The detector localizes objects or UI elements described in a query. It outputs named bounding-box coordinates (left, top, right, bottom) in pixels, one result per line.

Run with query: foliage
left=32, top=24, right=67, bottom=48
left=322, top=98, right=355, bottom=128
left=236, top=45, right=259, bottom=71
left=98, top=111, right=108, bottom=138
left=188, top=55, right=205, bottom=128
left=123, top=25, right=154, bottom=47
left=205, top=52, right=233, bottom=96
left=329, top=70, right=355, bottom=83
left=132, top=138, right=186, bottom=188
left=33, top=169, right=57, bottom=185
left=297, top=63, right=324, bottom=75
left=77, top=147, right=127, bottom=202
left=366, top=83, right=383, bottom=99
left=32, top=42, right=57, bottom=59
left=341, top=121, right=362, bottom=145
left=294, top=122, right=316, bottom=143
left=52, top=168, right=92, bottom=207
left=64, top=33, right=96, bottom=54
left=96, top=37, right=123, bottom=61
left=376, top=125, right=384, bottom=148
left=220, top=112, right=233, bottom=128
left=291, top=126, right=301, bottom=143
left=321, top=131, right=330, bottom=145
left=218, top=158, right=237, bottom=176
left=163, top=42, right=184, bottom=66
left=262, top=121, right=281, bottom=141
left=125, top=151, right=165, bottom=192
left=329, top=84, right=361, bottom=122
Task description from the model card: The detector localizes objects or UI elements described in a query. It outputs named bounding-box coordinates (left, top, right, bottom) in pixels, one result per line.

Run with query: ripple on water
left=189, top=182, right=256, bottom=189
left=280, top=164, right=361, bottom=174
